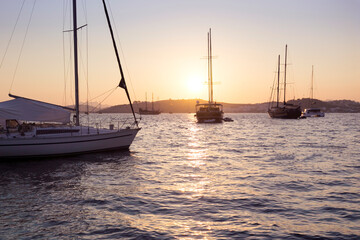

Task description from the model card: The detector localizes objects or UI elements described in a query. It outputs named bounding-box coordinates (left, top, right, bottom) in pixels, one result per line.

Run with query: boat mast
left=311, top=65, right=314, bottom=100
left=277, top=55, right=280, bottom=107
left=209, top=28, right=213, bottom=104
left=145, top=92, right=148, bottom=111
left=73, top=0, right=80, bottom=126
left=283, top=44, right=287, bottom=105
left=207, top=30, right=211, bottom=104
left=101, top=0, right=138, bottom=126
left=152, top=92, right=154, bottom=111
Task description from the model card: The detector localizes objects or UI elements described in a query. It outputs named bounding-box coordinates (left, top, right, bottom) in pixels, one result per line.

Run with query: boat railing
left=90, top=115, right=140, bottom=131
left=77, top=112, right=140, bottom=130
left=0, top=114, right=140, bottom=138
left=196, top=103, right=223, bottom=111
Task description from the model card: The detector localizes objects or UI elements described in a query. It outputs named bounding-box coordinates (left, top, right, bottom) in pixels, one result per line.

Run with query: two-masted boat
left=139, top=93, right=161, bottom=115
left=0, top=0, right=140, bottom=158
left=268, top=45, right=302, bottom=119
left=301, top=66, right=325, bottom=118
left=195, top=28, right=224, bottom=123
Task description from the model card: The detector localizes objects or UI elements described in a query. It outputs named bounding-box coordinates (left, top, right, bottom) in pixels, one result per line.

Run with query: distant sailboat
left=139, top=92, right=161, bottom=115
left=268, top=45, right=302, bottom=119
left=301, top=66, right=325, bottom=118
left=0, top=0, right=140, bottom=158
left=195, top=28, right=224, bottom=123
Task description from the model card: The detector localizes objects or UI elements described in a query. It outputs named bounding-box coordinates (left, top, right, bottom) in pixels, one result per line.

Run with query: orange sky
left=0, top=0, right=359, bottom=106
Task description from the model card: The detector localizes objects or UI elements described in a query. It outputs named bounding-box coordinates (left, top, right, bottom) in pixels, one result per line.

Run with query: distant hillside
left=98, top=99, right=201, bottom=114
left=286, top=99, right=360, bottom=113
left=67, top=102, right=110, bottom=113
left=98, top=98, right=360, bottom=113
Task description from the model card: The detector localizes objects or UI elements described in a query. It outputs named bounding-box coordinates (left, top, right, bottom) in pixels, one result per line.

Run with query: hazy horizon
left=1, top=0, right=359, bottom=106
left=76, top=97, right=359, bottom=109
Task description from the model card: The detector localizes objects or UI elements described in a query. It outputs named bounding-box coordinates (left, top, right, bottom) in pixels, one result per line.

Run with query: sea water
left=0, top=113, right=359, bottom=239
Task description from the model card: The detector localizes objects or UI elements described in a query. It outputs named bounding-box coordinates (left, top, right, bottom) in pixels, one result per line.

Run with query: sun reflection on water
left=166, top=122, right=217, bottom=236
left=3, top=113, right=360, bottom=239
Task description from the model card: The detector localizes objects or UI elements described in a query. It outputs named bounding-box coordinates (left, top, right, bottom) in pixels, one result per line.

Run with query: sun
left=187, top=76, right=203, bottom=94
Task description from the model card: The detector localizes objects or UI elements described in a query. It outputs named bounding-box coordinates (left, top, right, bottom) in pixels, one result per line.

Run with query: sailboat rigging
left=268, top=45, right=302, bottom=119
left=195, top=28, right=224, bottom=123
left=139, top=92, right=161, bottom=115
left=0, top=0, right=140, bottom=158
left=301, top=65, right=325, bottom=117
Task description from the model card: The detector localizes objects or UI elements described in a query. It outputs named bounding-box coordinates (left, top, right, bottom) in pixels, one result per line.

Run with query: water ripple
left=0, top=113, right=359, bottom=239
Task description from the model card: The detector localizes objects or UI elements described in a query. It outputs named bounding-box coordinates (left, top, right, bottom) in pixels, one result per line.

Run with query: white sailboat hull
left=0, top=0, right=142, bottom=159
left=0, top=128, right=140, bottom=158
left=301, top=112, right=325, bottom=118
left=301, top=108, right=325, bottom=118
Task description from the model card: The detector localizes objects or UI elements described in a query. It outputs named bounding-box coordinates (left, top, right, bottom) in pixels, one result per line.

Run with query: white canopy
left=0, top=97, right=71, bottom=124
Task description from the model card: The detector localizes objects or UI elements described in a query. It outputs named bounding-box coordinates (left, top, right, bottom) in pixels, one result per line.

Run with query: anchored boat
left=301, top=66, right=325, bottom=118
left=268, top=45, right=302, bottom=119
left=195, top=28, right=224, bottom=123
left=139, top=92, right=161, bottom=115
left=0, top=0, right=140, bottom=158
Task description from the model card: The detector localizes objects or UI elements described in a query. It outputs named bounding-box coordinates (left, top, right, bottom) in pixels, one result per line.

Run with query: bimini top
left=0, top=96, right=72, bottom=124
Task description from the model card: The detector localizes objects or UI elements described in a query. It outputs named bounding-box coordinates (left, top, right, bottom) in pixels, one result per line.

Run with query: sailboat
left=195, top=28, right=224, bottom=123
left=301, top=66, right=325, bottom=117
left=0, top=0, right=140, bottom=158
left=268, top=45, right=302, bottom=119
left=139, top=92, right=161, bottom=115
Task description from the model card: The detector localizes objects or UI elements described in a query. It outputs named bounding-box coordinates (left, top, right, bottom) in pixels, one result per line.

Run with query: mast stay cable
left=0, top=0, right=26, bottom=72
left=8, top=0, right=37, bottom=94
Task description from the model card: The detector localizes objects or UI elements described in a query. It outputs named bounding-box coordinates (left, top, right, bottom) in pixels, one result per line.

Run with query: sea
left=0, top=113, right=359, bottom=239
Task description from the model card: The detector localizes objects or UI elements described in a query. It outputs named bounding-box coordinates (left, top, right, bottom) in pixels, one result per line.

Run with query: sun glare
left=187, top=76, right=203, bottom=94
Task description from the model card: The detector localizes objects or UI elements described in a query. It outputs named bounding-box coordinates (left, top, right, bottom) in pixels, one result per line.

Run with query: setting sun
left=187, top=76, right=204, bottom=94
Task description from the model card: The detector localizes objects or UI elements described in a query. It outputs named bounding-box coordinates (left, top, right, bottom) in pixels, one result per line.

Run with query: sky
left=0, top=0, right=359, bottom=107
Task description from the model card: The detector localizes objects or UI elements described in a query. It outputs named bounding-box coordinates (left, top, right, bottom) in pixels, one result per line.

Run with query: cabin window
left=6, top=119, right=20, bottom=129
